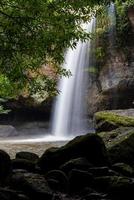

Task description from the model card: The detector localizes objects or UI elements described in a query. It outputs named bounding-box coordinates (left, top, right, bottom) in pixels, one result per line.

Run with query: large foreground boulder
left=1, top=128, right=134, bottom=199
left=38, top=133, right=109, bottom=172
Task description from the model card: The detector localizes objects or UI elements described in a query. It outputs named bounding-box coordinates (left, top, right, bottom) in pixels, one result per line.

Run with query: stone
left=17, top=194, right=30, bottom=200
left=77, top=187, right=96, bottom=197
left=38, top=134, right=109, bottom=172
left=99, top=79, right=134, bottom=111
left=0, top=125, right=18, bottom=137
left=10, top=172, right=53, bottom=200
left=0, top=150, right=11, bottom=183
left=88, top=167, right=110, bottom=177
left=0, top=187, right=29, bottom=200
left=108, top=129, right=134, bottom=165
left=16, top=152, right=39, bottom=163
left=60, top=157, right=93, bottom=175
left=94, top=175, right=134, bottom=199
left=87, top=54, right=134, bottom=115
left=112, top=163, right=134, bottom=177
left=0, top=96, right=52, bottom=123
left=69, top=169, right=94, bottom=193
left=0, top=193, right=7, bottom=200
left=45, top=170, right=69, bottom=193
left=12, top=159, right=35, bottom=172
left=82, top=192, right=108, bottom=200
left=98, top=126, right=133, bottom=145
left=96, top=120, right=118, bottom=132
left=98, top=126, right=134, bottom=165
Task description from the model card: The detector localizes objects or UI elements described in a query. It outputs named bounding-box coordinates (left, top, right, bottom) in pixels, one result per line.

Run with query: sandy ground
left=0, top=137, right=68, bottom=159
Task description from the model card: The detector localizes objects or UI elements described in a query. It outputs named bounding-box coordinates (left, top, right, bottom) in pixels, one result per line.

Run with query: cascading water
left=108, top=2, right=116, bottom=46
left=51, top=19, right=96, bottom=138
left=106, top=2, right=117, bottom=109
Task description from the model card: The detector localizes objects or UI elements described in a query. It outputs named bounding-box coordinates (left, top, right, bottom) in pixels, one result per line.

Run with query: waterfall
left=108, top=2, right=116, bottom=46
left=51, top=19, right=96, bottom=138
left=106, top=2, right=118, bottom=110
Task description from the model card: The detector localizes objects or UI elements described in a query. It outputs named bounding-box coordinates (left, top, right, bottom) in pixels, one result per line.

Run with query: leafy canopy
left=0, top=0, right=110, bottom=99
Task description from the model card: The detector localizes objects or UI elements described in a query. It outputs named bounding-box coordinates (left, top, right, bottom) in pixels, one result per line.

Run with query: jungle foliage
left=0, top=0, right=133, bottom=104
left=0, top=0, right=108, bottom=99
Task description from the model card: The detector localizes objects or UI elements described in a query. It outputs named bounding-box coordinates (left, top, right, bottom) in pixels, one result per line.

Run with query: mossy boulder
left=98, top=127, right=134, bottom=165
left=95, top=109, right=134, bottom=132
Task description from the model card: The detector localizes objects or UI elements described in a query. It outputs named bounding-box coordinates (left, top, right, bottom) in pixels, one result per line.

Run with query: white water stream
left=51, top=19, right=96, bottom=138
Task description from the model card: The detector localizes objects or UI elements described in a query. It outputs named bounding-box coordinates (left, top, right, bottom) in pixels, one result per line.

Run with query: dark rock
left=96, top=121, right=118, bottom=132
left=12, top=159, right=35, bottom=172
left=98, top=126, right=134, bottom=165
left=112, top=163, right=134, bottom=177
left=0, top=96, right=52, bottom=123
left=38, top=134, right=109, bottom=172
left=16, top=152, right=39, bottom=163
left=82, top=192, right=108, bottom=200
left=17, top=194, right=30, bottom=200
left=52, top=193, right=63, bottom=200
left=98, top=127, right=133, bottom=146
left=0, top=187, right=29, bottom=200
left=106, top=169, right=120, bottom=176
left=0, top=192, right=9, bottom=200
left=75, top=187, right=95, bottom=198
left=0, top=150, right=11, bottom=184
left=46, top=179, right=59, bottom=191
left=107, top=128, right=134, bottom=165
left=45, top=170, right=69, bottom=193
left=69, top=169, right=94, bottom=193
left=10, top=172, right=53, bottom=200
left=94, top=175, right=134, bottom=199
left=60, top=157, right=93, bottom=175
left=99, top=79, right=134, bottom=111
left=12, top=169, right=29, bottom=174
left=88, top=167, right=110, bottom=177
left=52, top=193, right=75, bottom=200
left=88, top=56, right=134, bottom=114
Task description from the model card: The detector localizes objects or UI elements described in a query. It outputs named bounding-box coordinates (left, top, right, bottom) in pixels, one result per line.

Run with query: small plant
left=115, top=0, right=134, bottom=48
left=95, top=47, right=106, bottom=61
left=0, top=105, right=10, bottom=114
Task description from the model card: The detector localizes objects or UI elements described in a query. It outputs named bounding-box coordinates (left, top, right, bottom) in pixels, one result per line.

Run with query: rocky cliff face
left=87, top=8, right=134, bottom=116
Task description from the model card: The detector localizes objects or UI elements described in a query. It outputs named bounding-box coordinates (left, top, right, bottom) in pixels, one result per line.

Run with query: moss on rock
left=98, top=127, right=134, bottom=148
left=98, top=127, right=134, bottom=165
left=95, top=110, right=134, bottom=132
left=95, top=111, right=134, bottom=126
